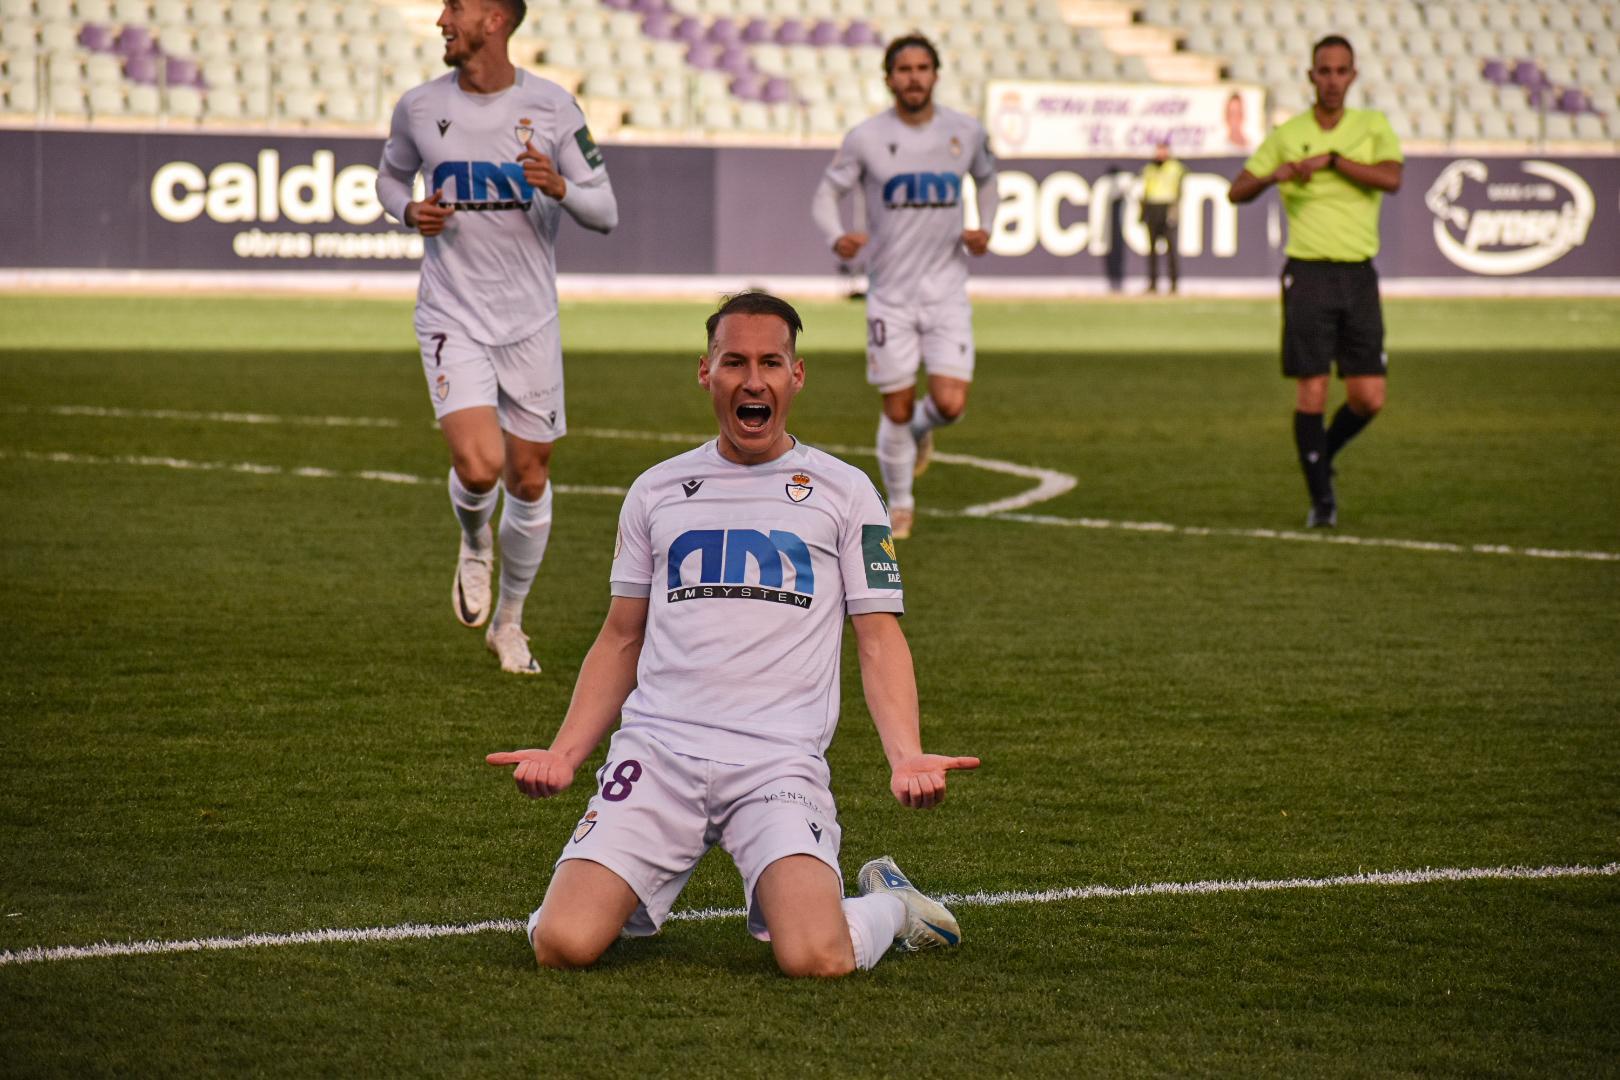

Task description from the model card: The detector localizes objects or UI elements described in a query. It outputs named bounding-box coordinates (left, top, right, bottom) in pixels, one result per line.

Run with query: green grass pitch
left=1, top=293, right=1616, bottom=1077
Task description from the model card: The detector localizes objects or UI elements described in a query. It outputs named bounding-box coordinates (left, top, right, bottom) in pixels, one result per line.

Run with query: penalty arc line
left=1, top=861, right=1613, bottom=968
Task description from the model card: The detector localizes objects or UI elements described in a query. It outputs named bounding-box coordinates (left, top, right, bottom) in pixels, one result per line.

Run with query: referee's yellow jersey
left=1243, top=108, right=1403, bottom=261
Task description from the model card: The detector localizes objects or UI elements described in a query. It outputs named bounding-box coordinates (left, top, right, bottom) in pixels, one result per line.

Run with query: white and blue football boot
left=857, top=856, right=961, bottom=952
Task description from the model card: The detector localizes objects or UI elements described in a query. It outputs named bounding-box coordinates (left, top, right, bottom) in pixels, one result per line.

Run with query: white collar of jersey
left=706, top=435, right=802, bottom=468
left=453, top=68, right=523, bottom=102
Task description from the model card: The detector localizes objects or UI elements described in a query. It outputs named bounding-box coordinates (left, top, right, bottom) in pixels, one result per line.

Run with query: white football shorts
left=556, top=726, right=844, bottom=941
left=415, top=319, right=566, bottom=443
left=863, top=296, right=976, bottom=394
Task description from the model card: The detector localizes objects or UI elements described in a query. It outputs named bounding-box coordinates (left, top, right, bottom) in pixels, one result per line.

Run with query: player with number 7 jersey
left=487, top=293, right=981, bottom=978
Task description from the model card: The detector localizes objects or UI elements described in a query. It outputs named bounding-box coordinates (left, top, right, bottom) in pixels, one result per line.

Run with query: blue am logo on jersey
left=430, top=160, right=534, bottom=211
left=666, top=528, right=815, bottom=608
left=883, top=171, right=961, bottom=209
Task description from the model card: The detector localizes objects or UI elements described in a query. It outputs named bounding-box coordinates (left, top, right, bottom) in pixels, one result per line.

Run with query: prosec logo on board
left=1424, top=159, right=1595, bottom=275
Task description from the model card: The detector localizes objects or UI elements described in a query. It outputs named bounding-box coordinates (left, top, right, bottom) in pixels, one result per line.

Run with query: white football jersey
left=379, top=69, right=612, bottom=346
left=820, top=106, right=997, bottom=306
left=609, top=439, right=903, bottom=764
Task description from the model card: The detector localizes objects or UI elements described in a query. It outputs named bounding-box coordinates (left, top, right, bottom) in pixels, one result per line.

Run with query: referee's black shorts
left=1280, top=257, right=1387, bottom=379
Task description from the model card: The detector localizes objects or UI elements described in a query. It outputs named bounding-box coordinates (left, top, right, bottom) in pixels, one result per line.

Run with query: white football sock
left=493, top=484, right=552, bottom=628
left=875, top=415, right=917, bottom=510
left=842, top=893, right=906, bottom=971
left=908, top=395, right=958, bottom=439
left=448, top=468, right=498, bottom=551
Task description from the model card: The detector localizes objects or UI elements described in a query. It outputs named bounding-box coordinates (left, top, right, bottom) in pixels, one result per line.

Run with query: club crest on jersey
left=572, top=810, right=598, bottom=843
left=786, top=473, right=813, bottom=503
left=949, top=135, right=963, bottom=157
left=515, top=118, right=534, bottom=146
left=435, top=374, right=450, bottom=401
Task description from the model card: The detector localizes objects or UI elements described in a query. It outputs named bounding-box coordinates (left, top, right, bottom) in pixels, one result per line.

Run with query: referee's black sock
left=1325, top=403, right=1374, bottom=459
left=1293, top=411, right=1332, bottom=505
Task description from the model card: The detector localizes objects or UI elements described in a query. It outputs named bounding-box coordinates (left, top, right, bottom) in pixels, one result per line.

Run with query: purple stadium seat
left=707, top=17, right=740, bottom=44
left=124, top=52, right=159, bottom=84
left=685, top=41, right=721, bottom=69
left=843, top=21, right=878, bottom=47
left=808, top=20, right=840, bottom=46
left=629, top=0, right=665, bottom=12
left=166, top=56, right=201, bottom=87
left=116, top=25, right=157, bottom=56
left=729, top=73, right=764, bottom=100
left=1511, top=59, right=1545, bottom=88
left=775, top=19, right=807, bottom=45
left=1480, top=58, right=1509, bottom=84
left=641, top=11, right=676, bottom=39
left=1557, top=87, right=1589, bottom=114
left=599, top=0, right=632, bottom=10
left=78, top=23, right=116, bottom=52
left=761, top=77, right=794, bottom=104
left=718, top=46, right=752, bottom=74
left=741, top=18, right=771, bottom=44
left=674, top=16, right=706, bottom=44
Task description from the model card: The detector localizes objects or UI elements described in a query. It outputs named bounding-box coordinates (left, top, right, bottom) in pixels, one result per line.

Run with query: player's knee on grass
left=530, top=920, right=614, bottom=971
left=769, top=929, right=857, bottom=979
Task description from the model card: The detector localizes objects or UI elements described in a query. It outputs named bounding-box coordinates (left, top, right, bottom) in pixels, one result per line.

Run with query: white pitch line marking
left=6, top=409, right=1617, bottom=563
left=2, top=404, right=402, bottom=428
left=0, top=451, right=628, bottom=498
left=992, top=511, right=1620, bottom=563
left=2, top=861, right=1612, bottom=968
left=9, top=408, right=1076, bottom=519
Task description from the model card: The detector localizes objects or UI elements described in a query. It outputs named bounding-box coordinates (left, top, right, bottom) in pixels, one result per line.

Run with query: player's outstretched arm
left=851, top=612, right=981, bottom=810
left=486, top=596, right=648, bottom=798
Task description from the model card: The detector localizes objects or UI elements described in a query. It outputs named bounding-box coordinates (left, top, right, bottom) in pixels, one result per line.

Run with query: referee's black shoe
left=1307, top=499, right=1338, bottom=528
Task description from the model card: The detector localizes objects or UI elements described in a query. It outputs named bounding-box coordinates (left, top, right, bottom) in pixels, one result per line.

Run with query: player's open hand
left=961, top=228, right=990, bottom=256
left=486, top=748, right=575, bottom=799
left=833, top=232, right=869, bottom=260
left=406, top=190, right=455, bottom=236
left=889, top=753, right=980, bottom=810
left=518, top=147, right=567, bottom=199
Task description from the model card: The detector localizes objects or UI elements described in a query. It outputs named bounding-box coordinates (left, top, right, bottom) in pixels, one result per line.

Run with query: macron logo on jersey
left=883, top=172, right=961, bottom=209
left=430, top=161, right=534, bottom=211
left=666, top=528, right=815, bottom=609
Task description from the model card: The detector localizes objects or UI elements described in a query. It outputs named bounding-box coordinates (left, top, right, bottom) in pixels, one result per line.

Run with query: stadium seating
left=0, top=0, right=1614, bottom=145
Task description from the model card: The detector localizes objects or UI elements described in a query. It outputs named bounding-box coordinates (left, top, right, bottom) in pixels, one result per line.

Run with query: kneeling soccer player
left=487, top=292, right=980, bottom=977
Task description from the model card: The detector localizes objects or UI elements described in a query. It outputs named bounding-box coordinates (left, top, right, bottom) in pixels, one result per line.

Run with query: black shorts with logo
left=1280, top=258, right=1387, bottom=379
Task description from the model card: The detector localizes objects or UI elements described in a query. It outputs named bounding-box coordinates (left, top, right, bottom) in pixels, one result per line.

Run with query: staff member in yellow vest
left=1140, top=140, right=1185, bottom=294
left=1229, top=35, right=1402, bottom=528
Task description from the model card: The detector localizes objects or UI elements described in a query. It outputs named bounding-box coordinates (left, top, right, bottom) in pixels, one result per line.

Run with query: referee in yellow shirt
left=1141, top=140, right=1186, bottom=294
left=1229, top=35, right=1402, bottom=528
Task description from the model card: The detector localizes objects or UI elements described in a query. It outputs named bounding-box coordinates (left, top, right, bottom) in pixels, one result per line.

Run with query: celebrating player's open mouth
left=736, top=402, right=771, bottom=431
